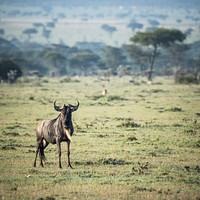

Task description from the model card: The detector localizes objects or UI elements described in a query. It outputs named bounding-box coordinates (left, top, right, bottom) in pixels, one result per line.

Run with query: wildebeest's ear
left=54, top=100, right=62, bottom=112
left=69, top=100, right=79, bottom=112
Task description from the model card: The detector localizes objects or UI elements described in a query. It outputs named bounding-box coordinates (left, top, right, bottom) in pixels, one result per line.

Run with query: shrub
left=107, top=95, right=127, bottom=101
left=131, top=162, right=149, bottom=175
left=0, top=59, right=22, bottom=82
left=169, top=107, right=182, bottom=112
left=127, top=136, right=137, bottom=141
left=118, top=119, right=141, bottom=128
left=174, top=69, right=199, bottom=84
left=60, top=77, right=71, bottom=83
left=98, top=158, right=130, bottom=165
left=3, top=132, right=20, bottom=136
left=1, top=145, right=16, bottom=150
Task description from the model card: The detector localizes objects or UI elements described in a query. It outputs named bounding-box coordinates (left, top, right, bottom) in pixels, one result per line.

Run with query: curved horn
left=54, top=100, right=62, bottom=112
left=69, top=100, right=79, bottom=112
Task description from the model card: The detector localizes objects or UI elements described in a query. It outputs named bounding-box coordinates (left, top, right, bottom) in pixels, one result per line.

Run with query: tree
left=0, top=59, right=22, bottom=82
left=101, top=24, right=117, bottom=38
left=45, top=53, right=67, bottom=75
left=184, top=28, right=193, bottom=37
left=42, top=29, right=51, bottom=42
left=69, top=50, right=100, bottom=75
left=46, top=21, right=55, bottom=28
left=148, top=19, right=160, bottom=27
left=101, top=46, right=127, bottom=74
left=127, top=20, right=143, bottom=33
left=0, top=29, right=5, bottom=36
left=130, top=28, right=186, bottom=81
left=22, top=28, right=38, bottom=41
left=33, top=23, right=45, bottom=29
left=124, top=44, right=151, bottom=74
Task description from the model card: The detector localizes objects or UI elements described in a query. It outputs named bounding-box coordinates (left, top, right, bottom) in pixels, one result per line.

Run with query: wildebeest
left=33, top=100, right=79, bottom=168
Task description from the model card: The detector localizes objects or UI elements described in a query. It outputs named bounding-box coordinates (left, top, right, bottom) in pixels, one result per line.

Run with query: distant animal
left=33, top=100, right=79, bottom=169
left=101, top=88, right=108, bottom=96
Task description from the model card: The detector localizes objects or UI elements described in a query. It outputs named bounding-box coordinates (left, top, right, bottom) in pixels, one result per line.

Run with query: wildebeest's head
left=54, top=100, right=79, bottom=129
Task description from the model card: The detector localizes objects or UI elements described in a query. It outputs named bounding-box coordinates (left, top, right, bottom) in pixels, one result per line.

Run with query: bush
left=0, top=59, right=22, bottom=82
left=60, top=77, right=71, bottom=83
left=107, top=95, right=127, bottom=101
left=174, top=69, right=199, bottom=84
left=98, top=158, right=130, bottom=165
left=117, top=119, right=141, bottom=128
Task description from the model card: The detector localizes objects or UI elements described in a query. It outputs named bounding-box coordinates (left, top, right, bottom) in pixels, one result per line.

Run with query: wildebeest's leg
left=56, top=140, right=62, bottom=168
left=67, top=141, right=73, bottom=169
left=39, top=142, right=44, bottom=167
left=38, top=139, right=50, bottom=167
left=38, top=140, right=49, bottom=167
left=33, top=141, right=41, bottom=167
left=43, top=140, right=49, bottom=149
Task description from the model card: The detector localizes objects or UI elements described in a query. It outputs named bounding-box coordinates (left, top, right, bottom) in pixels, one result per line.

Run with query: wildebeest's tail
left=39, top=143, right=46, bottom=161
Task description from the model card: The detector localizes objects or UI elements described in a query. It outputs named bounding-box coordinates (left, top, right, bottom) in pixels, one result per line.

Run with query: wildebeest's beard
left=62, top=106, right=72, bottom=129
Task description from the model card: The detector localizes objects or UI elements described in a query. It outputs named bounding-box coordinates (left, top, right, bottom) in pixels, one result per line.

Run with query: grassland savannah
left=0, top=76, right=199, bottom=200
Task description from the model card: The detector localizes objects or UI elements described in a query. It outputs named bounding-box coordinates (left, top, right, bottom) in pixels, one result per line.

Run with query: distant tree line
left=0, top=28, right=200, bottom=84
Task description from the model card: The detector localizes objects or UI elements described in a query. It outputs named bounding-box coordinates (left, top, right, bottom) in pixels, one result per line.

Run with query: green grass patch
left=0, top=76, right=199, bottom=200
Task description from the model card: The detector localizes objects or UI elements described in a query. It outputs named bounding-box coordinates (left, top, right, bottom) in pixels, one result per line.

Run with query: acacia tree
left=130, top=28, right=186, bottom=81
left=101, top=24, right=117, bottom=38
left=22, top=28, right=38, bottom=41
left=127, top=20, right=143, bottom=33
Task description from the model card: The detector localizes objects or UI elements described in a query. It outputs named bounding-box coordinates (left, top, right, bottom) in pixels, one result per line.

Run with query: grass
left=0, top=76, right=200, bottom=200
